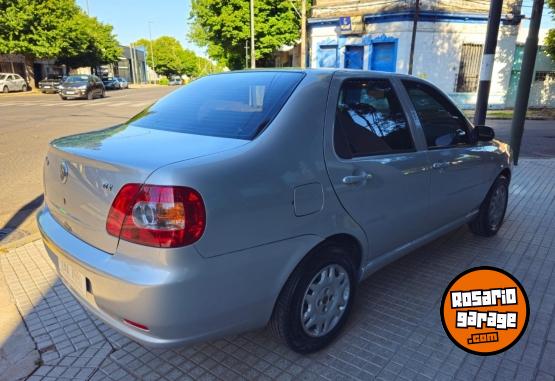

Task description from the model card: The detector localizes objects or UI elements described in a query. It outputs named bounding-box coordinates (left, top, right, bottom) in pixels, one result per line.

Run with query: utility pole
left=407, top=0, right=420, bottom=75
left=510, top=0, right=544, bottom=165
left=250, top=0, right=256, bottom=68
left=148, top=21, right=156, bottom=84
left=473, top=0, right=504, bottom=126
left=300, top=0, right=307, bottom=68
left=245, top=40, right=249, bottom=69
left=85, top=0, right=90, bottom=14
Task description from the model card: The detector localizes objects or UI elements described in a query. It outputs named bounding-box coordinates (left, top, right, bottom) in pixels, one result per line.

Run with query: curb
left=0, top=232, right=41, bottom=252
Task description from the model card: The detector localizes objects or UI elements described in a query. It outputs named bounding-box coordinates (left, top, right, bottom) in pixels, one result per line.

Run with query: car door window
left=7, top=75, right=14, bottom=81
left=334, top=78, right=414, bottom=159
left=402, top=80, right=471, bottom=148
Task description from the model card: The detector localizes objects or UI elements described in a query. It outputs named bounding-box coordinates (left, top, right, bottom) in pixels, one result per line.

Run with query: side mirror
left=474, top=125, right=495, bottom=142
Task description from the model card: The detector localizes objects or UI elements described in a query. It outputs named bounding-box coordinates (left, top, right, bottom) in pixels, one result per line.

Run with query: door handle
left=342, top=172, right=373, bottom=185
left=432, top=161, right=450, bottom=169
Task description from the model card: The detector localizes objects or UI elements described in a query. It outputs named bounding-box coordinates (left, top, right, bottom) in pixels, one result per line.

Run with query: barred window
left=534, top=71, right=555, bottom=82
left=456, top=43, right=483, bottom=93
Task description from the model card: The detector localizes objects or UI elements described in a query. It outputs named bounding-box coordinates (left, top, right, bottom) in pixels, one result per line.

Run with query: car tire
left=60, top=95, right=67, bottom=100
left=86, top=91, right=93, bottom=100
left=269, top=243, right=357, bottom=354
left=469, top=175, right=509, bottom=237
left=21, top=84, right=27, bottom=92
left=2, top=86, right=8, bottom=93
left=100, top=89, right=105, bottom=98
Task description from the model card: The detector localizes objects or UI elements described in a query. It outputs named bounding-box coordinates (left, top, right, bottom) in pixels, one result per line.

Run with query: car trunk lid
left=44, top=124, right=248, bottom=253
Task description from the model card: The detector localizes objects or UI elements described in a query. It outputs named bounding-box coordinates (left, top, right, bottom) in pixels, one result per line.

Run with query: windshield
left=129, top=72, right=304, bottom=140
left=64, top=75, right=89, bottom=83
left=46, top=74, right=62, bottom=80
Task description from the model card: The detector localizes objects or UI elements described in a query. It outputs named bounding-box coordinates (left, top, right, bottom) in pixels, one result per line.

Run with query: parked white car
left=0, top=73, right=28, bottom=93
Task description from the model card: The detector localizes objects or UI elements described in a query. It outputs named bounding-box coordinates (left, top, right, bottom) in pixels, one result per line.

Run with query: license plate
left=66, top=91, right=75, bottom=94
left=43, top=85, right=51, bottom=88
left=59, top=259, right=87, bottom=297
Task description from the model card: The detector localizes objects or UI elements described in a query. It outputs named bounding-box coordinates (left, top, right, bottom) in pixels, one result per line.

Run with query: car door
left=6, top=75, right=15, bottom=91
left=399, top=79, right=487, bottom=229
left=324, top=73, right=431, bottom=257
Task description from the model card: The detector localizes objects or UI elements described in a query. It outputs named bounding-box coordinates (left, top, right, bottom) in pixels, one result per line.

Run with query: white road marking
left=106, top=102, right=131, bottom=107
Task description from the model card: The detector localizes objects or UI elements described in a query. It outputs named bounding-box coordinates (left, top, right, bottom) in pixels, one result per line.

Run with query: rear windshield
left=65, top=75, right=89, bottom=82
left=128, top=71, right=304, bottom=140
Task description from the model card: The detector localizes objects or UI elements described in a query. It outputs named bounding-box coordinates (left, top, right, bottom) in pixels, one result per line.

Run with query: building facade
left=307, top=0, right=555, bottom=108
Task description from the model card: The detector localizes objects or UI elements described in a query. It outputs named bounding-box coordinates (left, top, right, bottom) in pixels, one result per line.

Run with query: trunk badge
left=60, top=161, right=69, bottom=183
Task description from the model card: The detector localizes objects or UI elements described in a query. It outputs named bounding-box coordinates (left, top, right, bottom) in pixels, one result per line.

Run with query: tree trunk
left=24, top=55, right=36, bottom=89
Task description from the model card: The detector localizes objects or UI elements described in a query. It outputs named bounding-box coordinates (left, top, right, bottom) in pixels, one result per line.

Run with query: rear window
left=129, top=72, right=305, bottom=140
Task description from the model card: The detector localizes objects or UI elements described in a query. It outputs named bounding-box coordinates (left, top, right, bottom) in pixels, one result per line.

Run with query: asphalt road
left=0, top=86, right=176, bottom=244
left=0, top=87, right=553, bottom=244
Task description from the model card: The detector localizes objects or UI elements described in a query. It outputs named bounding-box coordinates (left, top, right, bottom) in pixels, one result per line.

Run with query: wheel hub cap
left=301, top=264, right=350, bottom=337
left=488, top=185, right=507, bottom=229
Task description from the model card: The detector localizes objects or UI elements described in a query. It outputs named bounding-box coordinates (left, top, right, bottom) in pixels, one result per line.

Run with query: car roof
left=211, top=68, right=420, bottom=82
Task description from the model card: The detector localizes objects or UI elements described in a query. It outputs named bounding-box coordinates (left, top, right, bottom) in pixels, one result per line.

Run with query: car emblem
left=60, top=161, right=69, bottom=183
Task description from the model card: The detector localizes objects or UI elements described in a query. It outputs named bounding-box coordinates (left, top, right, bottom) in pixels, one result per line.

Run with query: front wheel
left=21, top=84, right=27, bottom=92
left=469, top=175, right=509, bottom=237
left=2, top=86, right=8, bottom=93
left=269, top=244, right=356, bottom=354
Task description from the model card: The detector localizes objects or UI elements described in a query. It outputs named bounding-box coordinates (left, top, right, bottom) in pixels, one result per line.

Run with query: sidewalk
left=1, top=158, right=554, bottom=380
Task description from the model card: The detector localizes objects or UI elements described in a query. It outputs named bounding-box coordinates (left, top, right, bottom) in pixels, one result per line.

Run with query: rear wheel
left=469, top=175, right=509, bottom=236
left=269, top=243, right=356, bottom=353
left=21, top=84, right=27, bottom=92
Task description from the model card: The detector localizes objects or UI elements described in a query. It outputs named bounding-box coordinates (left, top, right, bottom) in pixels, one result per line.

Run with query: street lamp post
left=250, top=0, right=256, bottom=68
left=148, top=21, right=156, bottom=84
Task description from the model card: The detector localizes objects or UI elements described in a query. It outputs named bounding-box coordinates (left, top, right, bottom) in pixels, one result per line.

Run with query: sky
left=77, top=0, right=554, bottom=54
left=75, top=0, right=205, bottom=55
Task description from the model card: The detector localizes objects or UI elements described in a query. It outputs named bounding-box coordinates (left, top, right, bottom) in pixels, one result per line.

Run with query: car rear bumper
left=60, top=89, right=86, bottom=98
left=37, top=206, right=319, bottom=348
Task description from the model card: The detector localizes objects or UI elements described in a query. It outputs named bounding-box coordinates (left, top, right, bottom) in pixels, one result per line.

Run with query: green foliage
left=547, top=0, right=555, bottom=60
left=189, top=0, right=307, bottom=69
left=159, top=77, right=169, bottom=85
left=134, top=36, right=219, bottom=77
left=0, top=0, right=120, bottom=67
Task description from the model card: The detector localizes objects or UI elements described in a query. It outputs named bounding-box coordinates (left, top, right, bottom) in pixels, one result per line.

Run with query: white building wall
left=309, top=20, right=519, bottom=108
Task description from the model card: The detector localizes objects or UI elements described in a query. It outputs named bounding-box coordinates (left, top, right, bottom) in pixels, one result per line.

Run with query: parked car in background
left=39, top=70, right=511, bottom=354
left=115, top=77, right=128, bottom=89
left=0, top=73, right=27, bottom=93
left=39, top=74, right=65, bottom=94
left=59, top=75, right=105, bottom=100
left=102, top=77, right=120, bottom=90
left=168, top=76, right=182, bottom=85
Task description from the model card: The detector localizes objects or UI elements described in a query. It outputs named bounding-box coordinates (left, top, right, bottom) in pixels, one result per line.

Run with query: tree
left=0, top=0, right=120, bottom=84
left=134, top=36, right=216, bottom=77
left=189, top=0, right=306, bottom=69
left=57, top=13, right=121, bottom=69
left=546, top=0, right=555, bottom=59
left=0, top=0, right=80, bottom=58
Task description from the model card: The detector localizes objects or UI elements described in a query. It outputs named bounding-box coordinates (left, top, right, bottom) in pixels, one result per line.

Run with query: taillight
left=106, top=184, right=206, bottom=248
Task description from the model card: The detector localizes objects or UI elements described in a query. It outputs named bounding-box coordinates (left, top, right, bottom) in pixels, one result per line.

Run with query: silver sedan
left=38, top=70, right=511, bottom=353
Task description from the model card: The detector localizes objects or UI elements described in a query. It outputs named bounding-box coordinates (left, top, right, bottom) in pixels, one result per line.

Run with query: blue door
left=371, top=42, right=396, bottom=72
left=344, top=46, right=364, bottom=69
